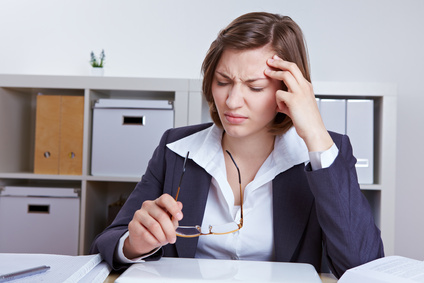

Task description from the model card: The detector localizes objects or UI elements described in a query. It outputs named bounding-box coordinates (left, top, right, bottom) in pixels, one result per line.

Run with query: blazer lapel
left=272, top=163, right=315, bottom=262
left=173, top=158, right=212, bottom=258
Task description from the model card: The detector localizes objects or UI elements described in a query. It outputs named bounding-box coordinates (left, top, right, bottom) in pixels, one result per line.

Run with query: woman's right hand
left=123, top=193, right=183, bottom=259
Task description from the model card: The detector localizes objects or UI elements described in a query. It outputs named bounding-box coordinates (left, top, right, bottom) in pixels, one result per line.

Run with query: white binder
left=346, top=99, right=374, bottom=184
left=320, top=99, right=346, bottom=134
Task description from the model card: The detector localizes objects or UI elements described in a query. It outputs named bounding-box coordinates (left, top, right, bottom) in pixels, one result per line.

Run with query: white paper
left=339, top=256, right=424, bottom=283
left=0, top=253, right=106, bottom=283
left=79, top=261, right=112, bottom=283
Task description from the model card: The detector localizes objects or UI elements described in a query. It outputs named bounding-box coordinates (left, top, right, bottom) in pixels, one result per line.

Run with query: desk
left=104, top=273, right=119, bottom=283
left=320, top=273, right=338, bottom=283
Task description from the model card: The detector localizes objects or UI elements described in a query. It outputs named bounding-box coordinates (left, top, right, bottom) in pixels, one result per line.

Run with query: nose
left=226, top=83, right=244, bottom=109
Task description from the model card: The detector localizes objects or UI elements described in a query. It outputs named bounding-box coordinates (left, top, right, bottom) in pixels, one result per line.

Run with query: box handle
left=122, top=116, right=145, bottom=126
left=28, top=204, right=50, bottom=214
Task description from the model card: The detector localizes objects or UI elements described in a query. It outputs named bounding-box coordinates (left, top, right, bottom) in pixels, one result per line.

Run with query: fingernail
left=267, top=58, right=274, bottom=63
left=274, top=55, right=281, bottom=59
left=175, top=212, right=182, bottom=220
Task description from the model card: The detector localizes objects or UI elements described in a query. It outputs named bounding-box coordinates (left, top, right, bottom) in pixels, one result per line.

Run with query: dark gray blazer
left=90, top=123, right=384, bottom=278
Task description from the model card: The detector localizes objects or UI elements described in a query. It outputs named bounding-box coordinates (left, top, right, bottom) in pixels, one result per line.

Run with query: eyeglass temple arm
left=175, top=151, right=190, bottom=201
left=225, top=150, right=243, bottom=227
left=239, top=182, right=243, bottom=227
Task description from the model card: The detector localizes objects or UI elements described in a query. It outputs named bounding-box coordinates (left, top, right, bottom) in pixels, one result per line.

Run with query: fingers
left=125, top=194, right=183, bottom=257
left=265, top=55, right=311, bottom=94
left=172, top=201, right=184, bottom=227
left=155, top=194, right=183, bottom=222
left=263, top=55, right=332, bottom=150
left=265, top=55, right=315, bottom=103
left=265, top=55, right=304, bottom=82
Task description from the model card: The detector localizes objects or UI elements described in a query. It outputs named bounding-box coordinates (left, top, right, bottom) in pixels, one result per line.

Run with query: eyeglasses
left=174, top=151, right=243, bottom=237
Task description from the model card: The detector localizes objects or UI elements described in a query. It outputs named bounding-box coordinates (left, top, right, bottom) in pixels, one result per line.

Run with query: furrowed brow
left=244, top=77, right=268, bottom=83
left=216, top=71, right=231, bottom=79
left=216, top=71, right=267, bottom=83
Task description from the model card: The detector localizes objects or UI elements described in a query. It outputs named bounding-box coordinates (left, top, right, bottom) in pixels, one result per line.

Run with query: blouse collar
left=166, top=124, right=310, bottom=177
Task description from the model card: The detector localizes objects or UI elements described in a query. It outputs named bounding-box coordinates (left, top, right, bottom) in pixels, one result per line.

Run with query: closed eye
left=217, top=81, right=230, bottom=86
left=250, top=87, right=264, bottom=92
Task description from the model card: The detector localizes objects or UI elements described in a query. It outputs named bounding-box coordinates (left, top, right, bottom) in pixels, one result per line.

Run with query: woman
left=91, top=12, right=384, bottom=278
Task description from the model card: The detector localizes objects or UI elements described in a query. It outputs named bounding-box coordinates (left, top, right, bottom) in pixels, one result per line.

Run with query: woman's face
left=212, top=46, right=281, bottom=140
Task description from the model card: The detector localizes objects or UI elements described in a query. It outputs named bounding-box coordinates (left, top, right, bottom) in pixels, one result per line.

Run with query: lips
left=224, top=112, right=247, bottom=124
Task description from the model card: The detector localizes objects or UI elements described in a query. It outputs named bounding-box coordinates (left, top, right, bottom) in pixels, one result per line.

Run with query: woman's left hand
left=265, top=55, right=333, bottom=152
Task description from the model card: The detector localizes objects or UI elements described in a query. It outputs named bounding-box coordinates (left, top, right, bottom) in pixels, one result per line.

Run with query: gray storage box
left=91, top=99, right=174, bottom=177
left=0, top=186, right=80, bottom=255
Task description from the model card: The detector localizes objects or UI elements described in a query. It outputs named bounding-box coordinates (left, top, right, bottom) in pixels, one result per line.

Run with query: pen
left=0, top=265, right=50, bottom=282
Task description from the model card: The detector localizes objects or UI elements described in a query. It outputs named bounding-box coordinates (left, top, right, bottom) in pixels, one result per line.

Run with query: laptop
left=115, top=257, right=322, bottom=282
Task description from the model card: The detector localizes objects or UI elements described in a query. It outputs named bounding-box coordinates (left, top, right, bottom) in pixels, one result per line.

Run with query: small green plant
left=90, top=49, right=105, bottom=68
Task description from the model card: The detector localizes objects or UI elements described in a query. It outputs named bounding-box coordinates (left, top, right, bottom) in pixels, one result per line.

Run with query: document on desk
left=115, top=257, right=322, bottom=282
left=339, top=255, right=424, bottom=283
left=0, top=253, right=111, bottom=283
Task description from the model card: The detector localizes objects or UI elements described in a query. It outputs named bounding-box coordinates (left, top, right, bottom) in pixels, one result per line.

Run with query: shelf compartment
left=83, top=180, right=137, bottom=253
left=0, top=87, right=84, bottom=175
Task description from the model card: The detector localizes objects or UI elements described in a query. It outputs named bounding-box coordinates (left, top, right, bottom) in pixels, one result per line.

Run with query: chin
left=222, top=125, right=248, bottom=138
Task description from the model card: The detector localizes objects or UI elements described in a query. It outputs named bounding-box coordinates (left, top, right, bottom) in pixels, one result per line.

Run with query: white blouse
left=116, top=124, right=338, bottom=263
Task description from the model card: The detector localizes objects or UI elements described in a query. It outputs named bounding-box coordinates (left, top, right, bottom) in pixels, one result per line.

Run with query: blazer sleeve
left=305, top=133, right=384, bottom=278
left=89, top=129, right=172, bottom=270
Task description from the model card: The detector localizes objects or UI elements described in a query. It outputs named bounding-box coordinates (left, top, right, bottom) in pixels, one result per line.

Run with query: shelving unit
left=0, top=75, right=190, bottom=254
left=0, top=75, right=396, bottom=255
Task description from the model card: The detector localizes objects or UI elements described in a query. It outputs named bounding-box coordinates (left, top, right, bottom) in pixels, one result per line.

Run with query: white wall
left=1, top=0, right=423, bottom=259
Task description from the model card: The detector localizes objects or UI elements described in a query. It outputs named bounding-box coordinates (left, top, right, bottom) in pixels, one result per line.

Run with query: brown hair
left=201, top=12, right=311, bottom=135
